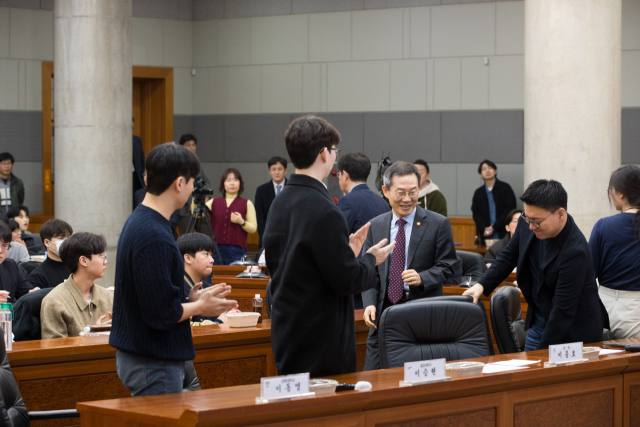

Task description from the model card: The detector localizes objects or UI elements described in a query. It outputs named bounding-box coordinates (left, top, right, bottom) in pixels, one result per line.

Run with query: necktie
left=388, top=218, right=407, bottom=304
left=276, top=185, right=282, bottom=196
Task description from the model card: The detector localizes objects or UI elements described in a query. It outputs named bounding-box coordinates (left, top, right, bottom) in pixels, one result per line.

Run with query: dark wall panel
left=173, top=114, right=193, bottom=144
left=622, top=108, right=640, bottom=164
left=224, top=114, right=292, bottom=162
left=192, top=115, right=224, bottom=162
left=363, top=112, right=441, bottom=163
left=0, top=111, right=42, bottom=162
left=314, top=113, right=364, bottom=155
left=441, top=110, right=524, bottom=163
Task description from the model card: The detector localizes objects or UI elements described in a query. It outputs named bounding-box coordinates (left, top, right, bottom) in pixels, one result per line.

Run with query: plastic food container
left=79, top=332, right=110, bottom=344
left=446, top=361, right=485, bottom=377
left=226, top=312, right=261, bottom=328
left=485, top=239, right=499, bottom=248
left=583, top=347, right=600, bottom=360
left=309, top=379, right=339, bottom=394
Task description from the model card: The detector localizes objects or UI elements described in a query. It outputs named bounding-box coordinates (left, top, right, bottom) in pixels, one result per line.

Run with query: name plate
left=546, top=342, right=587, bottom=366
left=256, top=373, right=314, bottom=403
left=399, top=358, right=450, bottom=387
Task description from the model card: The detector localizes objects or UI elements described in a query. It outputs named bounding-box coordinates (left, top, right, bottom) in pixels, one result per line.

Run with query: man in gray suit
left=362, top=161, right=458, bottom=370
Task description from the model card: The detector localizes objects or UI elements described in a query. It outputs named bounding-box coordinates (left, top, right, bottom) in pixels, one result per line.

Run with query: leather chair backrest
left=490, top=286, right=527, bottom=354
left=0, top=334, right=29, bottom=427
left=12, top=287, right=54, bottom=342
left=183, top=360, right=201, bottom=391
left=456, top=250, right=484, bottom=282
left=379, top=299, right=491, bottom=369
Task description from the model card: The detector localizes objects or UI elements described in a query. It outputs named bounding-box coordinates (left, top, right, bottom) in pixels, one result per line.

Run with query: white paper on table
left=599, top=349, right=625, bottom=355
left=488, top=359, right=541, bottom=367
left=482, top=365, right=529, bottom=374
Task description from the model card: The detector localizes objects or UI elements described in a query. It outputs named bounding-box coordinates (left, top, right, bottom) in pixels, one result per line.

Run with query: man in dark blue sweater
left=110, top=143, right=238, bottom=397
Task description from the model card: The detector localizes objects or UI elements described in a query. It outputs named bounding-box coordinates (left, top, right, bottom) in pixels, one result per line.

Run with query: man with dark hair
left=177, top=134, right=211, bottom=235
left=7, top=205, right=44, bottom=255
left=6, top=219, right=29, bottom=263
left=471, top=159, right=517, bottom=245
left=28, top=219, right=74, bottom=289
left=465, top=179, right=608, bottom=350
left=255, top=156, right=288, bottom=247
left=362, top=161, right=457, bottom=370
left=337, top=153, right=391, bottom=309
left=0, top=152, right=25, bottom=215
left=414, top=159, right=447, bottom=217
left=111, top=142, right=238, bottom=397
left=40, top=232, right=113, bottom=339
left=484, top=209, right=522, bottom=263
left=0, top=222, right=35, bottom=303
left=264, top=115, right=395, bottom=377
left=177, top=232, right=237, bottom=325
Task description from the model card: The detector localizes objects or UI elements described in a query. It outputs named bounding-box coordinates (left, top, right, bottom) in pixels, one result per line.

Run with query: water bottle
left=253, top=294, right=263, bottom=323
left=1, top=302, right=12, bottom=351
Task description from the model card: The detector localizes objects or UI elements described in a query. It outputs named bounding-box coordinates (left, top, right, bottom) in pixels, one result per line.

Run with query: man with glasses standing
left=464, top=179, right=608, bottom=350
left=361, top=161, right=457, bottom=370
left=264, top=115, right=395, bottom=377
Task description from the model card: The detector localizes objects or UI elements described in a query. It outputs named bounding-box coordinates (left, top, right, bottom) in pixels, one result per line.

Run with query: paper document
left=599, top=349, right=624, bottom=355
left=482, top=365, right=528, bottom=374
left=488, top=359, right=541, bottom=367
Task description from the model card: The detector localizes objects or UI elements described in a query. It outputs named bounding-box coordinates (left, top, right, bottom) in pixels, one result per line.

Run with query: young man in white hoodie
left=414, top=159, right=447, bottom=217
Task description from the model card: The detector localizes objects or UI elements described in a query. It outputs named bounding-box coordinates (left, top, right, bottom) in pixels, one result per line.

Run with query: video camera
left=192, top=176, right=214, bottom=204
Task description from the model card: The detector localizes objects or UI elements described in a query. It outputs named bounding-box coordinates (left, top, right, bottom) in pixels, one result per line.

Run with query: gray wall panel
left=292, top=0, right=364, bottom=14
left=427, top=163, right=458, bottom=216
left=622, top=108, right=640, bottom=164
left=0, top=111, right=42, bottom=162
left=224, top=0, right=292, bottom=18
left=441, top=110, right=523, bottom=163
left=12, top=162, right=42, bottom=213
left=364, top=0, right=439, bottom=9
left=192, top=115, right=224, bottom=162
left=192, top=0, right=224, bottom=20
left=315, top=113, right=364, bottom=155
left=173, top=114, right=193, bottom=143
left=224, top=114, right=291, bottom=162
left=363, top=112, right=441, bottom=163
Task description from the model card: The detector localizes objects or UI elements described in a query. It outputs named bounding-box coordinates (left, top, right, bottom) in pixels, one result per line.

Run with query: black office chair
left=0, top=336, right=78, bottom=426
left=456, top=250, right=484, bottom=282
left=490, top=286, right=527, bottom=354
left=12, top=288, right=54, bottom=342
left=378, top=297, right=491, bottom=369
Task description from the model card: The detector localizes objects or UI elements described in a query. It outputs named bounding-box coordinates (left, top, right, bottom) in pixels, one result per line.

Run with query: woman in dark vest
left=206, top=168, right=257, bottom=264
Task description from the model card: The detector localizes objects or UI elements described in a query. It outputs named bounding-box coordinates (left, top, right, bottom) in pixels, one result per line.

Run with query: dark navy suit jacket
left=338, top=184, right=390, bottom=235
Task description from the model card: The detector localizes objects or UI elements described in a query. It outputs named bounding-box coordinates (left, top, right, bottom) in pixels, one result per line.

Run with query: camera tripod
left=185, top=200, right=225, bottom=265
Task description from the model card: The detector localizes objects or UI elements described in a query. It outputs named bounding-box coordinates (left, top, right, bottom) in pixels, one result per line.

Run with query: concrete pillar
left=54, top=0, right=132, bottom=286
left=524, top=0, right=621, bottom=238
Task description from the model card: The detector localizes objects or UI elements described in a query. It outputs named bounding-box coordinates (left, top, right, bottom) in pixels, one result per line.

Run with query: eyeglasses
left=390, top=189, right=419, bottom=199
left=319, top=147, right=341, bottom=156
left=0, top=243, right=10, bottom=252
left=521, top=210, right=556, bottom=229
left=97, top=253, right=107, bottom=260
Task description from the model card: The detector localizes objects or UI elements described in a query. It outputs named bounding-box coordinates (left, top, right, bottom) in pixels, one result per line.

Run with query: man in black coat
left=464, top=179, right=608, bottom=350
left=263, top=115, right=394, bottom=377
left=132, top=134, right=145, bottom=210
left=255, top=156, right=288, bottom=248
left=471, top=160, right=517, bottom=245
left=0, top=222, right=35, bottom=304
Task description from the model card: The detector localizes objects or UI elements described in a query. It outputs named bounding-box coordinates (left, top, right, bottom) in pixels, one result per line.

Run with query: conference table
left=76, top=339, right=640, bottom=427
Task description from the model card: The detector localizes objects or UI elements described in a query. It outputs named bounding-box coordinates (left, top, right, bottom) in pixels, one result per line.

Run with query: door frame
left=37, top=63, right=173, bottom=222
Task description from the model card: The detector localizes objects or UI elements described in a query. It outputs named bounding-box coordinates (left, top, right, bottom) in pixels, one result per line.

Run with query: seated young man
left=0, top=222, right=36, bottom=303
left=40, top=232, right=112, bottom=339
left=176, top=232, right=237, bottom=325
left=28, top=219, right=73, bottom=288
left=7, top=205, right=31, bottom=233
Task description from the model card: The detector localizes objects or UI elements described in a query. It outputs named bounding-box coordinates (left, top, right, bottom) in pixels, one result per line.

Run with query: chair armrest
left=29, top=409, right=80, bottom=420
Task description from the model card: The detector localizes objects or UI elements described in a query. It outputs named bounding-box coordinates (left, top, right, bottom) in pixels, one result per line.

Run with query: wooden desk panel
left=9, top=311, right=367, bottom=427
left=211, top=276, right=269, bottom=318
left=211, top=265, right=268, bottom=277
left=77, top=345, right=633, bottom=427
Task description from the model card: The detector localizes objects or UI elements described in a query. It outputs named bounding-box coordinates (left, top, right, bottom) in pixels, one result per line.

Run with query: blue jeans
left=116, top=349, right=185, bottom=397
left=213, top=244, right=246, bottom=265
left=524, top=323, right=544, bottom=351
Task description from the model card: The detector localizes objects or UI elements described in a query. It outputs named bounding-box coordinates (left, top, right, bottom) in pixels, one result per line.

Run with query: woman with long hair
left=590, top=165, right=640, bottom=339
